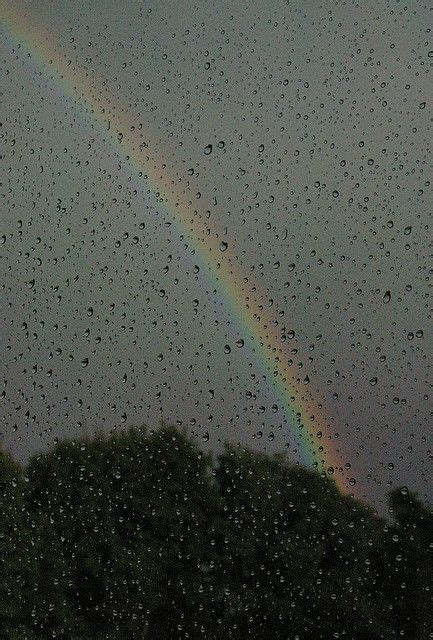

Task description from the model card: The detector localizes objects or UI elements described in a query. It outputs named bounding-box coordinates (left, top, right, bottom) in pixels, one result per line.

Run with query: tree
left=1, top=425, right=431, bottom=638
left=376, top=487, right=433, bottom=639
left=0, top=449, right=34, bottom=639
left=23, top=426, right=220, bottom=639
left=214, top=445, right=392, bottom=639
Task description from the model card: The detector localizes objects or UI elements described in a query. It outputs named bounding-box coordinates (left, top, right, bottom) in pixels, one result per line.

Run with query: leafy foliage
left=1, top=428, right=431, bottom=639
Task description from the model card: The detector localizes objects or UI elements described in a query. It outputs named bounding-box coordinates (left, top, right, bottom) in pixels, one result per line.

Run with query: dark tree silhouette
left=0, top=426, right=431, bottom=639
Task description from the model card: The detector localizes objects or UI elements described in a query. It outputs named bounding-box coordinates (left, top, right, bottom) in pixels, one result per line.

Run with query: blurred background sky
left=1, top=0, right=431, bottom=509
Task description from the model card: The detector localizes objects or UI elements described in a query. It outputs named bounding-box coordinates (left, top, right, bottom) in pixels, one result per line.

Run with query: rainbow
left=1, top=3, right=350, bottom=491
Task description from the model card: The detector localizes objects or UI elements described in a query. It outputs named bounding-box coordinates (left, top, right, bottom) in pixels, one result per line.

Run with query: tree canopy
left=1, top=425, right=431, bottom=639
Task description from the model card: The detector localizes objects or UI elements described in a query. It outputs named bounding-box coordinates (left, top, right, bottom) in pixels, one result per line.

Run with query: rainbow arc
left=1, top=3, right=350, bottom=491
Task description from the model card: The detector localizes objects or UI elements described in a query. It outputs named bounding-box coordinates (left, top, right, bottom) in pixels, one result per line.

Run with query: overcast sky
left=2, top=0, right=431, bottom=509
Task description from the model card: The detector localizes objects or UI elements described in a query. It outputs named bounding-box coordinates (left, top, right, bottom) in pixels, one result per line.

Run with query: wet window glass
left=1, top=2, right=431, bottom=638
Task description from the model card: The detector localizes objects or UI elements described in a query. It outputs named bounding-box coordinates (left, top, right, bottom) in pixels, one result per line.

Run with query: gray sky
left=1, top=0, right=431, bottom=509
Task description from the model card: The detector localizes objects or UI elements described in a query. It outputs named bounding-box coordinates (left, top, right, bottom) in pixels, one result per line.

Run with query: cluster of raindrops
left=1, top=0, right=430, bottom=505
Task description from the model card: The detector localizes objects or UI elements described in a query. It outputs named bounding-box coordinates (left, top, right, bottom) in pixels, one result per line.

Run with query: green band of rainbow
left=2, top=3, right=349, bottom=491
